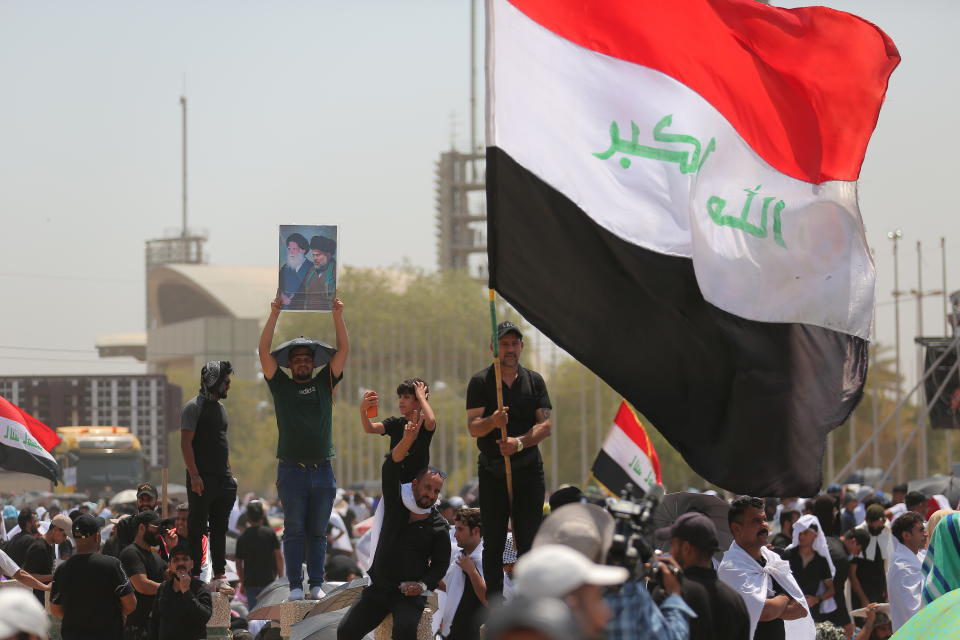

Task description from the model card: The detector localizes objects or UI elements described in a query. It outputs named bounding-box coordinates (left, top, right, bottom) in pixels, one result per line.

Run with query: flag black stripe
left=0, top=444, right=60, bottom=483
left=591, top=449, right=637, bottom=498
left=487, top=146, right=866, bottom=497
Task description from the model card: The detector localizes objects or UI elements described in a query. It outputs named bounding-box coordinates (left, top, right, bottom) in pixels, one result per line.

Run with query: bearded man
left=279, top=232, right=311, bottom=307
left=337, top=418, right=451, bottom=640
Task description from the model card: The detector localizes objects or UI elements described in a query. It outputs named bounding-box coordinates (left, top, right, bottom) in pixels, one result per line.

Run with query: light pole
left=911, top=240, right=944, bottom=478
left=889, top=230, right=903, bottom=483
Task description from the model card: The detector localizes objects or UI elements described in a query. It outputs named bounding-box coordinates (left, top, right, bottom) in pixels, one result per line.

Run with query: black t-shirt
left=448, top=567, right=485, bottom=640
left=23, top=537, right=55, bottom=604
left=5, top=530, right=36, bottom=566
left=678, top=574, right=714, bottom=640
left=787, top=548, right=831, bottom=617
left=822, top=536, right=850, bottom=626
left=852, top=541, right=886, bottom=606
left=181, top=395, right=231, bottom=476
left=119, top=542, right=167, bottom=627
left=465, top=364, right=551, bottom=462
left=754, top=557, right=786, bottom=640
left=51, top=552, right=133, bottom=640
left=235, top=525, right=280, bottom=588
left=381, top=416, right=435, bottom=484
left=683, top=566, right=750, bottom=640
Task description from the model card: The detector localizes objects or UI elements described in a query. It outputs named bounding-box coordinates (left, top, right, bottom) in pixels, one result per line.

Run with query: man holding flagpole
left=466, top=320, right=552, bottom=599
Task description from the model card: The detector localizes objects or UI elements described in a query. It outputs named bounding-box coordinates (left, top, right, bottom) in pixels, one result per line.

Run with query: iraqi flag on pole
left=0, top=396, right=61, bottom=483
left=592, top=401, right=662, bottom=498
left=486, top=0, right=900, bottom=496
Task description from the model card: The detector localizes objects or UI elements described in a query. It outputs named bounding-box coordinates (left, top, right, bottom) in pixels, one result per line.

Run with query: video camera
left=604, top=483, right=665, bottom=579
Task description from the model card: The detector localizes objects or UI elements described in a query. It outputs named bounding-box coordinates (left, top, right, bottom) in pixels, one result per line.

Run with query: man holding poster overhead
left=258, top=294, right=349, bottom=600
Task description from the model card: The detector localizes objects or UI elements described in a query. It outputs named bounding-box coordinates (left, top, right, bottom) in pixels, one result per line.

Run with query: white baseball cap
left=0, top=587, right=50, bottom=637
left=514, top=544, right=628, bottom=599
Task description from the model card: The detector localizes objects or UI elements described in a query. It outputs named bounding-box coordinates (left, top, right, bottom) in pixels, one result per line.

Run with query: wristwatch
left=417, top=582, right=428, bottom=593
left=515, top=438, right=524, bottom=453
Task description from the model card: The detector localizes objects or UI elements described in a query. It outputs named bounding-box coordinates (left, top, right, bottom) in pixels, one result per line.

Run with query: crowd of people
left=1, top=296, right=960, bottom=640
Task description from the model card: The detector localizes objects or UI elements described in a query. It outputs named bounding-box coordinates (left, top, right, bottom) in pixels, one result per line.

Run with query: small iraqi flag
left=0, top=396, right=61, bottom=483
left=592, top=401, right=662, bottom=498
left=486, top=0, right=899, bottom=496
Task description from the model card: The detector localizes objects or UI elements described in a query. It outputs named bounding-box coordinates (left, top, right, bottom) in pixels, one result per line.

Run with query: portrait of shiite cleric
left=278, top=224, right=338, bottom=312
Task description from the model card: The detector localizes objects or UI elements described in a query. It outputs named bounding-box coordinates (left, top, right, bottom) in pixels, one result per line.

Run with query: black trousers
left=186, top=473, right=237, bottom=577
left=478, top=453, right=545, bottom=598
left=337, top=586, right=426, bottom=640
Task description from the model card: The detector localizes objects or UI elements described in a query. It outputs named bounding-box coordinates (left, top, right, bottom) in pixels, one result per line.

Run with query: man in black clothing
left=338, top=419, right=451, bottom=640
left=5, top=508, right=38, bottom=566
left=663, top=512, right=750, bottom=640
left=120, top=511, right=168, bottom=640
left=51, top=514, right=137, bottom=640
left=466, top=321, right=552, bottom=598
left=148, top=546, right=212, bottom=640
left=236, top=501, right=283, bottom=610
left=23, top=513, right=72, bottom=604
left=117, top=484, right=162, bottom=549
left=181, top=360, right=238, bottom=590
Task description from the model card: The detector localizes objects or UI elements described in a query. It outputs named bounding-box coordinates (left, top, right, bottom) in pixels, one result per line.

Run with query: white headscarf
left=356, top=483, right=435, bottom=572
left=786, top=514, right=837, bottom=614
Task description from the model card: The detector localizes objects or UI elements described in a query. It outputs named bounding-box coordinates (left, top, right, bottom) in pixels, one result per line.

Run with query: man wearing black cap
left=290, top=235, right=337, bottom=310
left=148, top=546, right=212, bottom=640
left=120, top=511, right=168, bottom=640
left=181, top=360, right=237, bottom=591
left=51, top=514, right=136, bottom=640
left=280, top=232, right=312, bottom=307
left=259, top=294, right=349, bottom=600
left=466, top=320, right=552, bottom=599
left=117, top=483, right=162, bottom=549
left=663, top=512, right=750, bottom=640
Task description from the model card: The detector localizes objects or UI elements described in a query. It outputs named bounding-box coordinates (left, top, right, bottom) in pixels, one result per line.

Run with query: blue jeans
left=245, top=585, right=264, bottom=611
left=276, top=460, right=337, bottom=589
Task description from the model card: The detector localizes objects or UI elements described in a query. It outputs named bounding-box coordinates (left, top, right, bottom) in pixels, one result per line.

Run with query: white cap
left=0, top=587, right=50, bottom=637
left=514, top=544, right=628, bottom=599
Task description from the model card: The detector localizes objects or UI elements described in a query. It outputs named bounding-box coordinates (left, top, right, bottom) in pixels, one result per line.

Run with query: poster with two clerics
left=278, top=224, right=338, bottom=312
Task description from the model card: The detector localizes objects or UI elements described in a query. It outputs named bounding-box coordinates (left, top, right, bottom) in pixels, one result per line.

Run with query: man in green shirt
left=259, top=295, right=349, bottom=600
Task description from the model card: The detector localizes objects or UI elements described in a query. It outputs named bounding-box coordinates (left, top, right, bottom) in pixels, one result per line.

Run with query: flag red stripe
left=0, top=396, right=60, bottom=452
left=505, top=0, right=899, bottom=184
left=613, top=401, right=661, bottom=484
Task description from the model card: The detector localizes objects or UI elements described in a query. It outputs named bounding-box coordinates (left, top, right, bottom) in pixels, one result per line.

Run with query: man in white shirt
left=887, top=511, right=926, bottom=632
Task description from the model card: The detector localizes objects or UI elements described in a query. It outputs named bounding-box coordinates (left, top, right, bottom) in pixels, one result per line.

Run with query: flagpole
left=489, top=289, right=514, bottom=507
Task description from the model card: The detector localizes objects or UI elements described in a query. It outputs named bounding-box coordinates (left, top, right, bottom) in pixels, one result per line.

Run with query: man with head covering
left=279, top=232, right=312, bottom=307
left=851, top=504, right=892, bottom=609
left=922, top=511, right=960, bottom=606
left=887, top=511, right=926, bottom=631
left=784, top=514, right=836, bottom=622
left=663, top=511, right=751, bottom=640
left=259, top=294, right=349, bottom=600
left=290, top=235, right=337, bottom=310
left=514, top=544, right=628, bottom=640
left=181, top=360, right=237, bottom=592
left=0, top=587, right=49, bottom=640
left=536, top=502, right=694, bottom=640
left=23, top=513, right=72, bottom=604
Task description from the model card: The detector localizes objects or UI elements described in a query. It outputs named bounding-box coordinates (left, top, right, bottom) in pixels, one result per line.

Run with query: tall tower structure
left=435, top=151, right=486, bottom=275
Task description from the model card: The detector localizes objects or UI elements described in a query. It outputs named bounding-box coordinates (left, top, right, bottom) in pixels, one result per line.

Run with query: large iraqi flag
left=0, top=396, right=61, bottom=483
left=486, top=0, right=899, bottom=496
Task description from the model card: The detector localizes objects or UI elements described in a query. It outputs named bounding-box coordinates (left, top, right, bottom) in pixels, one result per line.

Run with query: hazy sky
left=1, top=1, right=958, bottom=386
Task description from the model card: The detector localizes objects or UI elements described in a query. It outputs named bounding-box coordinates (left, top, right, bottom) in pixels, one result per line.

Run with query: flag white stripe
left=601, top=424, right=657, bottom=495
left=0, top=416, right=57, bottom=463
left=488, top=0, right=873, bottom=339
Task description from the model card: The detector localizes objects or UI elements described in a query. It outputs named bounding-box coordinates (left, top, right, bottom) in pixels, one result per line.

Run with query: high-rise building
left=0, top=375, right=182, bottom=468
left=435, top=150, right=487, bottom=276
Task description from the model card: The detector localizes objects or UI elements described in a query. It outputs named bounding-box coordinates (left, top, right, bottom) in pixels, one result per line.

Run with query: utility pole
left=469, top=0, right=477, bottom=182
left=889, top=230, right=904, bottom=483
left=911, top=241, right=944, bottom=478
left=943, top=237, right=953, bottom=470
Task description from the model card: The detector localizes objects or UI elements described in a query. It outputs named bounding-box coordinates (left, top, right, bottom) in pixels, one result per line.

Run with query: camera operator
left=534, top=500, right=695, bottom=640
left=661, top=512, right=750, bottom=640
